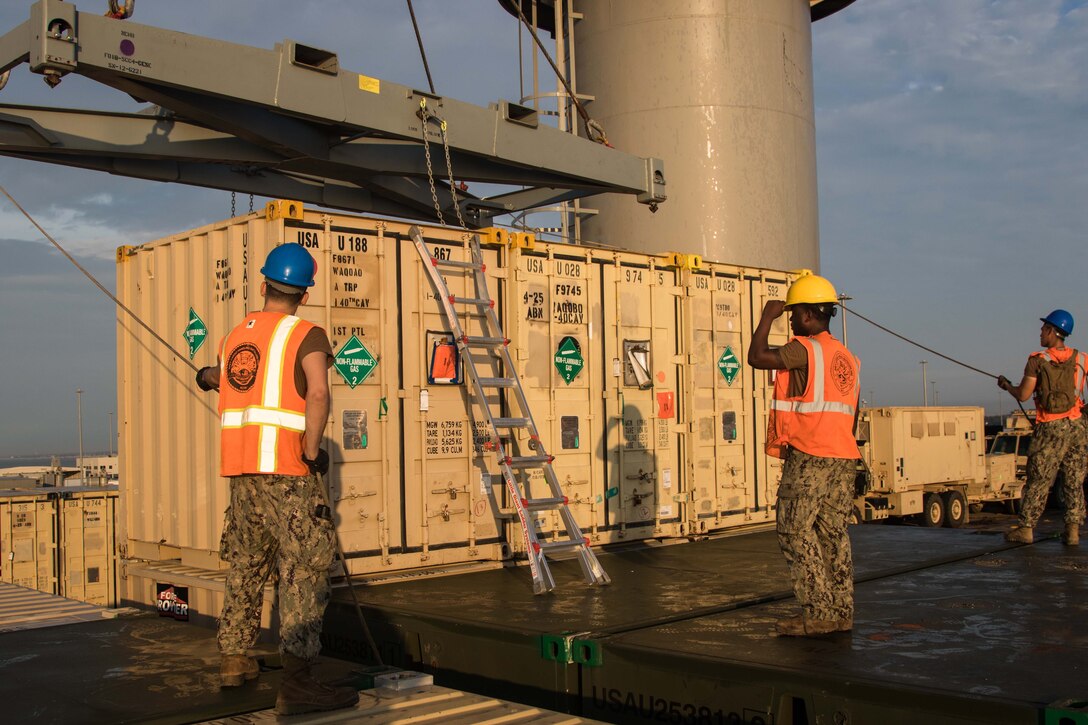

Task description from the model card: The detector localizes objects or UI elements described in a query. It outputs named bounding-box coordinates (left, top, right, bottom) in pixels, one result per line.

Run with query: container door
left=507, top=246, right=605, bottom=547
left=399, top=225, right=507, bottom=567
left=287, top=217, right=402, bottom=575
left=60, top=493, right=117, bottom=606
left=0, top=497, right=57, bottom=594
left=681, top=263, right=760, bottom=534
left=601, top=256, right=682, bottom=542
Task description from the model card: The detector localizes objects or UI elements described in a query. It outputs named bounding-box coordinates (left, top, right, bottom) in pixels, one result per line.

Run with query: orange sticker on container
left=657, top=391, right=675, bottom=419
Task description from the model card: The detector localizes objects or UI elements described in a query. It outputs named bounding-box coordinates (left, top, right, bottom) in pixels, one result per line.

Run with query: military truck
left=851, top=406, right=1022, bottom=526
left=988, top=412, right=1034, bottom=480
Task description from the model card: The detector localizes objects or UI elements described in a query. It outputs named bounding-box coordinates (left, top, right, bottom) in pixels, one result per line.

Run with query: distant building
left=80, top=455, right=119, bottom=483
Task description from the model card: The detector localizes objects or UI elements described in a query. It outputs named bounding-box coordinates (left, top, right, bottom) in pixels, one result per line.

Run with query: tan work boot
left=775, top=615, right=851, bottom=637
left=275, top=653, right=360, bottom=716
left=1063, top=524, right=1080, bottom=546
left=219, top=654, right=260, bottom=687
left=1004, top=526, right=1033, bottom=544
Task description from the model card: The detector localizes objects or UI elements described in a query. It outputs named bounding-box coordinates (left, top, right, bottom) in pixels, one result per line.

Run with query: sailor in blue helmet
left=997, top=310, right=1087, bottom=546
left=195, top=243, right=358, bottom=714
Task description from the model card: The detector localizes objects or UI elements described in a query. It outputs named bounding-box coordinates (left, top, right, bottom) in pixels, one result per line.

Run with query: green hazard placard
left=554, top=335, right=584, bottom=385
left=333, top=335, right=378, bottom=389
left=183, top=308, right=208, bottom=360
left=717, top=346, right=740, bottom=386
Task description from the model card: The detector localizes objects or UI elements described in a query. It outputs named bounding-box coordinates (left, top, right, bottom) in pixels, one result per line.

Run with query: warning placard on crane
left=333, top=335, right=378, bottom=388
left=183, top=308, right=207, bottom=360
left=717, top=346, right=740, bottom=386
left=554, top=336, right=584, bottom=385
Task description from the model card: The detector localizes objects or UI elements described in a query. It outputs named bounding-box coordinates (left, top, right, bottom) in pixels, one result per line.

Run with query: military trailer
left=852, top=406, right=1021, bottom=526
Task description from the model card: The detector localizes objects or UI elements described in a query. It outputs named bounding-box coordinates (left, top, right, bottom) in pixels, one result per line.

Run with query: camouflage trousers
left=217, top=473, right=336, bottom=661
left=1020, top=417, right=1088, bottom=528
left=776, top=448, right=856, bottom=622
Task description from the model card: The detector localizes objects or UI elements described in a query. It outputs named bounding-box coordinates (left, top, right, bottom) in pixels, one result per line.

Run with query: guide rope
left=842, top=303, right=1035, bottom=424
left=0, top=184, right=198, bottom=373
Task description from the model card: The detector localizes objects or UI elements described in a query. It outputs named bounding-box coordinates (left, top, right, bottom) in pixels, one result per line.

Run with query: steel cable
left=508, top=2, right=609, bottom=145
left=405, top=0, right=436, bottom=95
left=0, top=184, right=198, bottom=372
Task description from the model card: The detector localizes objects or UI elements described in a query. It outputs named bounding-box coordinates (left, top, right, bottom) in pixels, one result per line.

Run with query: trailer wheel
left=942, top=491, right=967, bottom=528
left=1004, top=497, right=1022, bottom=515
left=849, top=506, right=863, bottom=525
left=922, top=493, right=945, bottom=527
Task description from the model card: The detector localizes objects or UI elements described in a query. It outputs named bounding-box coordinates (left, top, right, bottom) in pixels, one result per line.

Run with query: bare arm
left=998, top=374, right=1036, bottom=403
left=748, top=300, right=787, bottom=370
left=300, top=350, right=331, bottom=459
left=197, top=358, right=221, bottom=391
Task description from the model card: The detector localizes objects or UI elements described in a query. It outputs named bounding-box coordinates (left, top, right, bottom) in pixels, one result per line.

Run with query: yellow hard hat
left=784, top=269, right=838, bottom=308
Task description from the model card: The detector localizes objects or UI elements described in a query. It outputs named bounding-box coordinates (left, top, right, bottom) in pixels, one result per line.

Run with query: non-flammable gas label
left=334, top=335, right=377, bottom=388
left=717, top=346, right=740, bottom=386
left=183, top=308, right=207, bottom=360
left=554, top=335, right=584, bottom=385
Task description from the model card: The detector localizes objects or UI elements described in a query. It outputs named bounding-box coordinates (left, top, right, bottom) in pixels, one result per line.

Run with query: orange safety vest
left=217, top=312, right=316, bottom=477
left=1031, top=348, right=1087, bottom=424
left=766, top=331, right=860, bottom=460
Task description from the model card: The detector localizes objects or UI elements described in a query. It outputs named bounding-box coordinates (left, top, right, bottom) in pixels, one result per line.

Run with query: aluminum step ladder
left=409, top=226, right=610, bottom=594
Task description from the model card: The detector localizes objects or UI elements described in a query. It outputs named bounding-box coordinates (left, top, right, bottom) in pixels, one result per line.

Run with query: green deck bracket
left=540, top=633, right=572, bottom=663
left=1044, top=699, right=1088, bottom=725
left=571, top=638, right=603, bottom=667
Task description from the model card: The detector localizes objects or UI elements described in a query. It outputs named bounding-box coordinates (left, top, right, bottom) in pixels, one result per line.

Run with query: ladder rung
left=463, top=335, right=508, bottom=347
left=534, top=538, right=590, bottom=554
left=431, top=257, right=483, bottom=271
left=492, top=417, right=529, bottom=428
left=477, top=377, right=517, bottom=388
left=504, top=455, right=553, bottom=469
left=521, top=496, right=568, bottom=511
left=449, top=295, right=495, bottom=308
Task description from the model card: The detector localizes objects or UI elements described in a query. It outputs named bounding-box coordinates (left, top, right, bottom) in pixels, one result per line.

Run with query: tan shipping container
left=0, top=494, right=56, bottom=593
left=0, top=490, right=118, bottom=606
left=117, top=205, right=792, bottom=601
left=58, top=492, right=118, bottom=606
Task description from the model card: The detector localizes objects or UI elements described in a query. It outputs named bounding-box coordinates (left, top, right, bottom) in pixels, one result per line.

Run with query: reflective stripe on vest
left=221, top=406, right=307, bottom=431
left=218, top=313, right=312, bottom=476
left=766, top=333, right=860, bottom=460
left=770, top=338, right=857, bottom=417
left=258, top=315, right=300, bottom=472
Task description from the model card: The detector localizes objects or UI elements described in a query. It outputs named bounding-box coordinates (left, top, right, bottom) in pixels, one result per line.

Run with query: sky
left=0, top=0, right=1085, bottom=456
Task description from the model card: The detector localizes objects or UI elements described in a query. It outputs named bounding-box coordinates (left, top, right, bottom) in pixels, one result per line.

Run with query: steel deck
left=322, top=517, right=1088, bottom=724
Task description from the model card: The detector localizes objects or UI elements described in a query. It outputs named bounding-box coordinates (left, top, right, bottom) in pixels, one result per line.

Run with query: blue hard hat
left=261, top=243, right=316, bottom=288
left=1041, top=309, right=1074, bottom=337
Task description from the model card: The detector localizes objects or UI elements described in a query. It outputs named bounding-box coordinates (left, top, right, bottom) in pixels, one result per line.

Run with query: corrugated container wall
left=116, top=206, right=792, bottom=584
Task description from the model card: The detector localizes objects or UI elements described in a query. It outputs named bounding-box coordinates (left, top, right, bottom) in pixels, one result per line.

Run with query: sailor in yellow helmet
left=748, top=270, right=860, bottom=637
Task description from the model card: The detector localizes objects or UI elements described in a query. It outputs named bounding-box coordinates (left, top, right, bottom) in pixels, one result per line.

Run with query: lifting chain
left=418, top=99, right=445, bottom=227
left=230, top=191, right=236, bottom=218
left=106, top=0, right=135, bottom=19
left=418, top=98, right=469, bottom=230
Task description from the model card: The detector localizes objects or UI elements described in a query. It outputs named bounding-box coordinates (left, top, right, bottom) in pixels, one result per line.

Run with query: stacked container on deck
left=116, top=203, right=793, bottom=614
